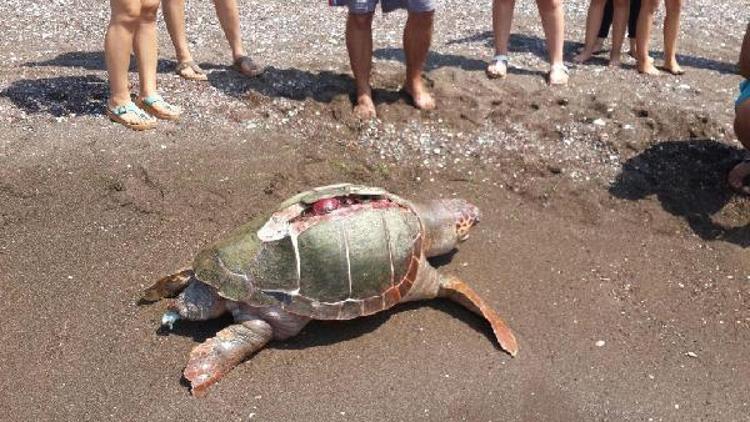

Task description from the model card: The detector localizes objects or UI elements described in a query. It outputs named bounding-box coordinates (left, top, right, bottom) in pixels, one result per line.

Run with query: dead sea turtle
left=145, top=183, right=518, bottom=396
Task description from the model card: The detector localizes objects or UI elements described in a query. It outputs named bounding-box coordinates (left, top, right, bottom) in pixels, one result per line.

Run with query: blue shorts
left=330, top=0, right=435, bottom=14
left=738, top=80, right=750, bottom=108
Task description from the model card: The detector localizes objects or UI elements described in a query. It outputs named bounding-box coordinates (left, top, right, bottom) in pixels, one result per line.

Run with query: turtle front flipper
left=438, top=275, right=519, bottom=357
left=143, top=269, right=194, bottom=302
left=184, top=319, right=273, bottom=397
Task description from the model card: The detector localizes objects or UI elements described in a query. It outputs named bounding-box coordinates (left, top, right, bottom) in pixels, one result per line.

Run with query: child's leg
left=105, top=0, right=141, bottom=107
left=728, top=101, right=750, bottom=192
left=609, top=0, right=629, bottom=66
left=662, top=0, right=683, bottom=74
left=162, top=0, right=193, bottom=64
left=635, top=0, right=659, bottom=74
left=575, top=0, right=607, bottom=63
left=133, top=0, right=160, bottom=99
left=487, top=0, right=515, bottom=78
left=213, top=0, right=246, bottom=60
left=536, top=0, right=568, bottom=85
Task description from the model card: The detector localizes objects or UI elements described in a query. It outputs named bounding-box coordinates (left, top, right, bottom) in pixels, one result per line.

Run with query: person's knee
left=140, top=0, right=160, bottom=22
left=536, top=0, right=563, bottom=12
left=407, top=11, right=434, bottom=28
left=348, top=12, right=374, bottom=31
left=110, top=0, right=142, bottom=26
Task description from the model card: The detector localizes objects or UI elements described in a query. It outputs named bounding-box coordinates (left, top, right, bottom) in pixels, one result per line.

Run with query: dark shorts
left=331, top=0, right=435, bottom=14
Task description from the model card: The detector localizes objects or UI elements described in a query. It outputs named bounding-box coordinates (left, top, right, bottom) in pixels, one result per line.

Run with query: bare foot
left=403, top=80, right=436, bottom=111
left=574, top=50, right=594, bottom=64
left=661, top=61, right=685, bottom=75
left=608, top=57, right=622, bottom=68
left=593, top=38, right=605, bottom=54
left=638, top=60, right=662, bottom=75
left=728, top=161, right=750, bottom=194
left=353, top=94, right=377, bottom=120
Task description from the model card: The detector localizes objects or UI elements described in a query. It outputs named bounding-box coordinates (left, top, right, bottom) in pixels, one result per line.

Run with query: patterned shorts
left=737, top=80, right=750, bottom=109
left=330, top=0, right=435, bottom=14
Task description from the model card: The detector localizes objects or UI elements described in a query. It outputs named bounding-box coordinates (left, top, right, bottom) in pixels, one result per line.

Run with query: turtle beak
left=161, top=310, right=180, bottom=330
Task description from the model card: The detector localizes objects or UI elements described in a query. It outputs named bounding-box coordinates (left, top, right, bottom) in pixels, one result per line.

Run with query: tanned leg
left=575, top=0, right=607, bottom=64
left=105, top=0, right=141, bottom=108
left=636, top=0, right=660, bottom=75
left=346, top=12, right=376, bottom=119
left=162, top=0, right=193, bottom=63
left=487, top=0, right=515, bottom=78
left=403, top=10, right=436, bottom=111
left=662, top=0, right=684, bottom=74
left=729, top=102, right=750, bottom=193
left=609, top=0, right=629, bottom=66
left=213, top=0, right=246, bottom=61
left=537, top=0, right=568, bottom=85
left=133, top=0, right=160, bottom=99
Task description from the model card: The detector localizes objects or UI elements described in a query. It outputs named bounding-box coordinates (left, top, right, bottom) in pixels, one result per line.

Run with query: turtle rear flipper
left=438, top=275, right=518, bottom=357
left=143, top=269, right=194, bottom=302
left=184, top=319, right=273, bottom=397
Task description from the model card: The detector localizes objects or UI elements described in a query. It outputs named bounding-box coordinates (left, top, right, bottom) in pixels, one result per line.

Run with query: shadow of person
left=373, top=47, right=546, bottom=77
left=0, top=75, right=108, bottom=117
left=208, top=67, right=404, bottom=106
left=609, top=139, right=750, bottom=247
left=22, top=50, right=222, bottom=74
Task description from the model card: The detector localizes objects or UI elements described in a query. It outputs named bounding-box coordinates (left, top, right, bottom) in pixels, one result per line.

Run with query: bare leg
left=636, top=0, right=660, bottom=75
left=162, top=0, right=193, bottom=63
left=105, top=0, right=140, bottom=108
left=728, top=101, right=750, bottom=193
left=575, top=0, right=607, bottom=64
left=184, top=319, right=272, bottom=396
left=133, top=0, right=160, bottom=99
left=487, top=0, right=515, bottom=78
left=213, top=0, right=246, bottom=60
left=609, top=0, right=629, bottom=66
left=162, top=0, right=208, bottom=80
left=662, top=0, right=684, bottom=74
left=403, top=11, right=435, bottom=111
left=346, top=12, right=376, bottom=119
left=439, top=275, right=518, bottom=356
left=537, top=0, right=567, bottom=85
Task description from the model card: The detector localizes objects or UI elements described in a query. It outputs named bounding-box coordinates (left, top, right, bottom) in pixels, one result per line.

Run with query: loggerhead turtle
left=145, top=183, right=518, bottom=396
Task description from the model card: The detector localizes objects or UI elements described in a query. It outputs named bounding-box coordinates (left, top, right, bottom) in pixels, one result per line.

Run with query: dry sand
left=1, top=1, right=749, bottom=421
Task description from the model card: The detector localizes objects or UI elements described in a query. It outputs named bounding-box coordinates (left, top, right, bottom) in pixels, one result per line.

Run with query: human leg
left=162, top=0, right=208, bottom=80
left=662, top=0, right=684, bottom=74
left=487, top=0, right=515, bottom=78
left=346, top=11, right=376, bottom=119
left=105, top=0, right=156, bottom=129
left=536, top=0, right=568, bottom=85
left=403, top=10, right=436, bottom=110
left=636, top=0, right=660, bottom=74
left=575, top=0, right=607, bottom=63
left=609, top=0, right=629, bottom=66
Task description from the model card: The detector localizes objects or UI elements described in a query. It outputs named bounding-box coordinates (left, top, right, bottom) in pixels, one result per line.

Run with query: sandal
left=175, top=61, right=208, bottom=81
left=486, top=54, right=509, bottom=79
left=137, top=94, right=182, bottom=121
left=232, top=55, right=265, bottom=77
left=548, top=64, right=570, bottom=86
left=106, top=102, right=157, bottom=131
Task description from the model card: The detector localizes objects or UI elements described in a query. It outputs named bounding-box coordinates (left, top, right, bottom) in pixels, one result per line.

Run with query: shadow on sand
left=23, top=50, right=225, bottom=74
left=609, top=139, right=750, bottom=247
left=0, top=75, right=109, bottom=117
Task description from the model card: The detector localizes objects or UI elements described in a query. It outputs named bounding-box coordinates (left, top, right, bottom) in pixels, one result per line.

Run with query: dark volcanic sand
left=1, top=1, right=749, bottom=421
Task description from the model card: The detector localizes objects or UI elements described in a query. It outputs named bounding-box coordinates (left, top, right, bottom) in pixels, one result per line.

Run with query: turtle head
left=416, top=199, right=481, bottom=257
